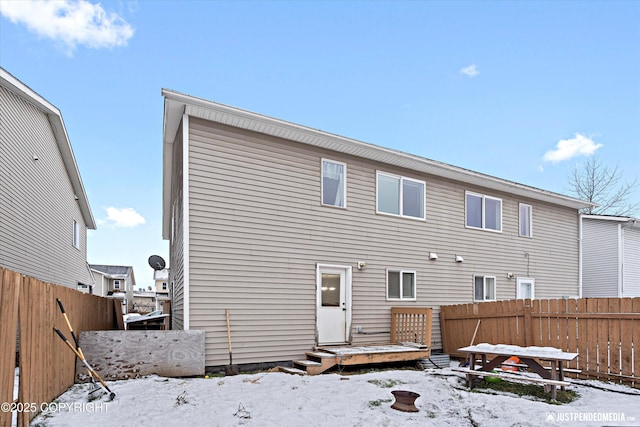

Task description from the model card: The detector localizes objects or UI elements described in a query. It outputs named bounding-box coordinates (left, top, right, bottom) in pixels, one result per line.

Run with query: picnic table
left=454, top=343, right=579, bottom=400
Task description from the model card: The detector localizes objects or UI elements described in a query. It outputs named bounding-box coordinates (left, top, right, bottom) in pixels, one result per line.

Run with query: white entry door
left=316, top=264, right=352, bottom=345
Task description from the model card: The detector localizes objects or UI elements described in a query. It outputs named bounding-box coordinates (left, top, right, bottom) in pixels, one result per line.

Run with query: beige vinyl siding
left=182, top=117, right=581, bottom=367
left=0, top=85, right=91, bottom=288
left=622, top=226, right=639, bottom=297
left=169, top=123, right=185, bottom=330
left=582, top=219, right=620, bottom=297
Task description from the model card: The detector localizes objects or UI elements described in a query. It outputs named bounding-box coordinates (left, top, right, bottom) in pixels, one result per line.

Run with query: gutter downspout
left=578, top=214, right=583, bottom=298
left=617, top=223, right=624, bottom=298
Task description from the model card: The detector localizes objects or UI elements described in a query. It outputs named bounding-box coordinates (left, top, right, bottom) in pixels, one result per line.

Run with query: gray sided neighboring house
left=0, top=68, right=95, bottom=288
left=581, top=215, right=640, bottom=298
left=162, top=89, right=594, bottom=368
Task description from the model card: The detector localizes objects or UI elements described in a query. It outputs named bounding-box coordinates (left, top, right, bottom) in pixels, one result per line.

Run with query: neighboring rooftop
left=90, top=264, right=133, bottom=278
left=153, top=268, right=169, bottom=281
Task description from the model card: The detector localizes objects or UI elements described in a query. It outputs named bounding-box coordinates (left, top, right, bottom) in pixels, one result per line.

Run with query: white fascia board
left=581, top=214, right=634, bottom=222
left=161, top=88, right=595, bottom=233
left=1, top=67, right=96, bottom=229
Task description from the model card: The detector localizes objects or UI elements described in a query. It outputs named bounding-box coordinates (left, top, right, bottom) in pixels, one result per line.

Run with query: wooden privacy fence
left=440, top=298, right=640, bottom=387
left=390, top=307, right=433, bottom=346
left=0, top=267, right=117, bottom=427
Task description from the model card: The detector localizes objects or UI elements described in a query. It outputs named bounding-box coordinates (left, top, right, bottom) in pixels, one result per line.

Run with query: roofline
left=0, top=67, right=96, bottom=229
left=161, top=88, right=596, bottom=237
left=581, top=214, right=640, bottom=228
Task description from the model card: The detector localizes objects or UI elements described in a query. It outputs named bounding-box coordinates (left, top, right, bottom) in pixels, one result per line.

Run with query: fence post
left=524, top=300, right=533, bottom=347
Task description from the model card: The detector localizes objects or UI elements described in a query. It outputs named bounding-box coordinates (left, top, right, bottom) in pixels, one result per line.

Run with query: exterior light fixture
left=455, top=255, right=464, bottom=263
left=429, top=252, right=438, bottom=260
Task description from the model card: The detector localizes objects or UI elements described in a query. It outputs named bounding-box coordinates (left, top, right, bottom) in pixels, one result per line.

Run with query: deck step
left=306, top=351, right=337, bottom=359
left=294, top=360, right=322, bottom=367
left=278, top=366, right=307, bottom=376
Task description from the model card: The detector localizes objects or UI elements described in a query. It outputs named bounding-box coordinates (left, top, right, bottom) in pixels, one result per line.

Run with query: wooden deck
left=289, top=344, right=431, bottom=375
left=285, top=307, right=433, bottom=375
left=319, top=344, right=431, bottom=365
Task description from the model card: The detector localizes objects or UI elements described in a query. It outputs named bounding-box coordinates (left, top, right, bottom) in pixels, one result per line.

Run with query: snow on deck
left=320, top=345, right=427, bottom=356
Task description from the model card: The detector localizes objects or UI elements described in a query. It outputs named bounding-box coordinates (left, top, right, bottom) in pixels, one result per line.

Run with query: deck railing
left=390, top=307, right=433, bottom=346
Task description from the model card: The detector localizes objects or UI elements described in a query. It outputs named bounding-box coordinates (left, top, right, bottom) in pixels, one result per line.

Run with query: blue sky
left=1, top=0, right=639, bottom=288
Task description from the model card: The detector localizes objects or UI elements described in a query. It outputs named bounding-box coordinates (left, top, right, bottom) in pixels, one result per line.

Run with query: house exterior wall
left=581, top=218, right=620, bottom=297
left=622, top=226, right=640, bottom=297
left=0, top=85, right=92, bottom=288
left=171, top=117, right=581, bottom=367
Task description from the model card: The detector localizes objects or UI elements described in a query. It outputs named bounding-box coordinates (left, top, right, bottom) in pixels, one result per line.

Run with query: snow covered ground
left=29, top=367, right=639, bottom=427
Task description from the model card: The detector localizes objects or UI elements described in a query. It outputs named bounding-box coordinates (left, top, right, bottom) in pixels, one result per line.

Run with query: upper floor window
left=387, top=269, right=416, bottom=301
left=72, top=220, right=81, bottom=249
left=465, top=192, right=502, bottom=232
left=321, top=159, right=346, bottom=208
left=162, top=282, right=168, bottom=291
left=474, top=275, right=496, bottom=301
left=519, top=203, right=532, bottom=237
left=377, top=172, right=425, bottom=219
left=114, top=280, right=121, bottom=290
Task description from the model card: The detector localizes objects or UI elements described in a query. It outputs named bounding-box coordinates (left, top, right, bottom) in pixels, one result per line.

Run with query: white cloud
left=538, top=165, right=544, bottom=172
left=460, top=64, right=479, bottom=77
left=104, top=207, right=145, bottom=228
left=0, top=0, right=134, bottom=54
left=543, top=133, right=603, bottom=164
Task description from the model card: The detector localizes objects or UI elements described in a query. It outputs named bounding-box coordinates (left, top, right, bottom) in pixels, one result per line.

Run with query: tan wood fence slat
left=609, top=298, right=622, bottom=378
left=566, top=298, right=579, bottom=371
left=0, top=269, right=21, bottom=427
left=596, top=298, right=609, bottom=380
left=619, top=298, right=633, bottom=381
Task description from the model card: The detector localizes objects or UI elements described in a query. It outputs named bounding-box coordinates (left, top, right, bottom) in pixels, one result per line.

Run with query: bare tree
left=567, top=155, right=639, bottom=216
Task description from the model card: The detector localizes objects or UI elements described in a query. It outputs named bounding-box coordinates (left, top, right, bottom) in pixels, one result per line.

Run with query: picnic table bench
left=453, top=343, right=579, bottom=400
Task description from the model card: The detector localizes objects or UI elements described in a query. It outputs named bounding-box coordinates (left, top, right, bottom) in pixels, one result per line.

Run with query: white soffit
left=162, top=88, right=594, bottom=210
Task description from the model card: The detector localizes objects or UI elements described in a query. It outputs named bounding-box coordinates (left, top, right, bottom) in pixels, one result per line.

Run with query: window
left=386, top=270, right=416, bottom=300
left=377, top=172, right=425, bottom=219
left=517, top=277, right=535, bottom=299
left=114, top=280, right=121, bottom=290
left=519, top=203, right=532, bottom=237
left=162, top=282, right=168, bottom=291
left=465, top=192, right=502, bottom=232
left=474, top=275, right=496, bottom=301
left=321, top=159, right=346, bottom=208
left=72, top=220, right=80, bottom=249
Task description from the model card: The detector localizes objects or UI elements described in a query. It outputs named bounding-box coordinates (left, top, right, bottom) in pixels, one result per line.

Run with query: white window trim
left=376, top=171, right=426, bottom=221
left=72, top=220, right=81, bottom=249
left=465, top=191, right=502, bottom=232
left=386, top=269, right=417, bottom=301
left=474, top=275, right=497, bottom=302
left=114, top=280, right=121, bottom=290
left=321, top=158, right=347, bottom=209
left=516, top=277, right=535, bottom=299
left=519, top=203, right=533, bottom=237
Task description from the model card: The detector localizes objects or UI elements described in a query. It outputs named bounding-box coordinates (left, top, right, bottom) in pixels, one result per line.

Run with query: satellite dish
left=148, top=255, right=166, bottom=271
